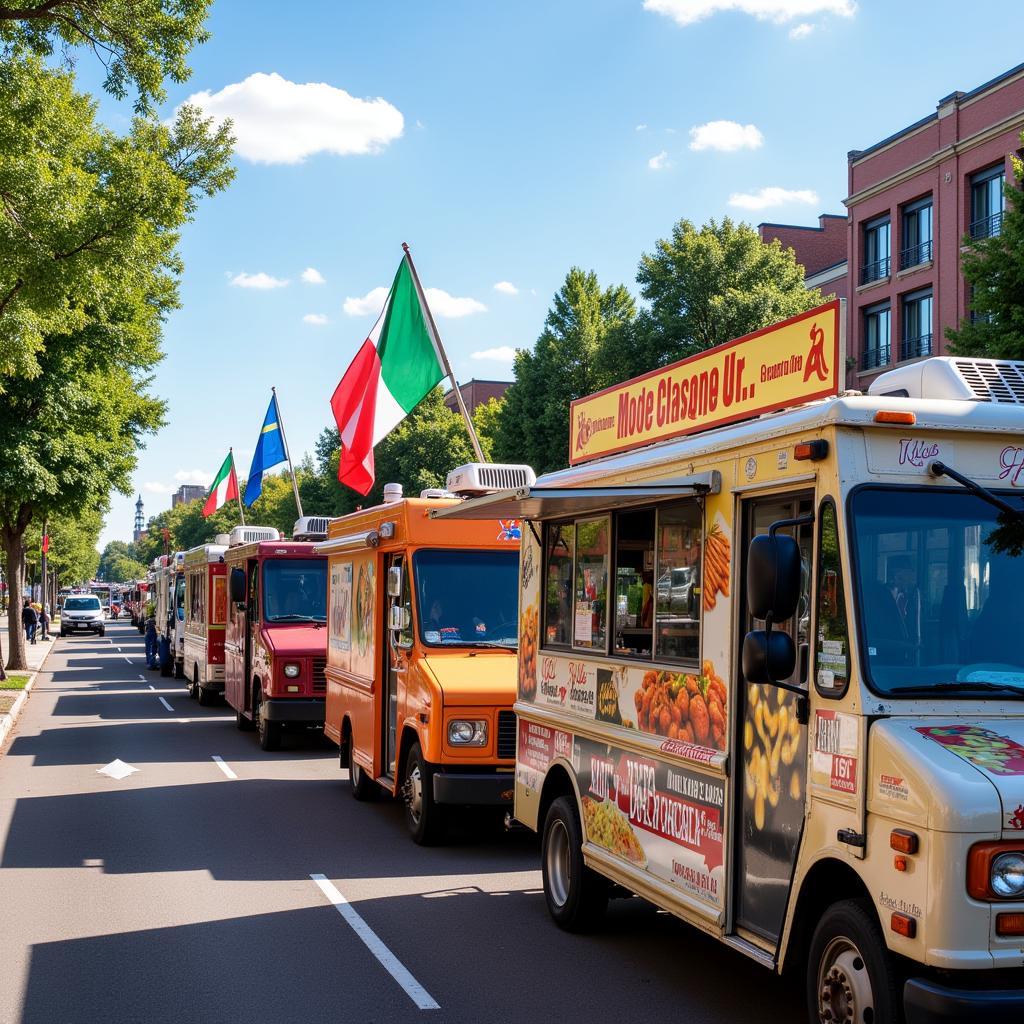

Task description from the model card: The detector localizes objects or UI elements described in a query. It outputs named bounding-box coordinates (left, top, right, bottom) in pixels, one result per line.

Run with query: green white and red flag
left=202, top=451, right=240, bottom=518
left=330, top=255, right=445, bottom=495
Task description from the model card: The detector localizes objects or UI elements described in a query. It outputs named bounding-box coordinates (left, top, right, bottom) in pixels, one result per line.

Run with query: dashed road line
left=211, top=755, right=237, bottom=780
left=157, top=696, right=174, bottom=712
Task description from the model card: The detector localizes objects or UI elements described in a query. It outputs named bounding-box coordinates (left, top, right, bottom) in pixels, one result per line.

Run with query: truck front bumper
left=261, top=697, right=325, bottom=725
left=432, top=771, right=515, bottom=806
left=905, top=977, right=1024, bottom=1023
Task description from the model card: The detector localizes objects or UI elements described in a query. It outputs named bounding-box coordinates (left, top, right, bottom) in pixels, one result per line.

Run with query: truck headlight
left=283, top=663, right=301, bottom=679
left=448, top=720, right=487, bottom=746
left=992, top=852, right=1024, bottom=898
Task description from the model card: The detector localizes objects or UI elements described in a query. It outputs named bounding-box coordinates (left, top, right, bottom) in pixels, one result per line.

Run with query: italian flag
left=331, top=255, right=445, bottom=495
left=202, top=451, right=240, bottom=518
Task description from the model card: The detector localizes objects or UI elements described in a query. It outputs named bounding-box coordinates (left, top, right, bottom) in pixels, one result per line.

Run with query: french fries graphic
left=743, top=683, right=803, bottom=829
left=703, top=522, right=731, bottom=611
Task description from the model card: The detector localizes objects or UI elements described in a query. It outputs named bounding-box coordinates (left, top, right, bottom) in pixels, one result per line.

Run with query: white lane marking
left=211, top=755, right=237, bottom=780
left=97, top=759, right=139, bottom=780
left=310, top=874, right=439, bottom=1010
left=123, top=656, right=133, bottom=664
left=139, top=675, right=146, bottom=681
left=158, top=696, right=174, bottom=712
left=148, top=684, right=156, bottom=691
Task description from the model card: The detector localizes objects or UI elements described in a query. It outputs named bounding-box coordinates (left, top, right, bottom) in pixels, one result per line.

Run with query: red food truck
left=184, top=540, right=229, bottom=706
left=223, top=519, right=330, bottom=750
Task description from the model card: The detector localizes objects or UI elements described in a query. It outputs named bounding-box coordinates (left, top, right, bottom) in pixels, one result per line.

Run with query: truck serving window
left=262, top=558, right=327, bottom=622
left=542, top=500, right=702, bottom=664
left=414, top=549, right=519, bottom=647
left=851, top=486, right=1024, bottom=696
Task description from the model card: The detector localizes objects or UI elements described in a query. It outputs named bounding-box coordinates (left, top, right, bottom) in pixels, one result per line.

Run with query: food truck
left=183, top=539, right=229, bottom=705
left=435, top=302, right=1024, bottom=1023
left=223, top=520, right=330, bottom=750
left=315, top=471, right=531, bottom=843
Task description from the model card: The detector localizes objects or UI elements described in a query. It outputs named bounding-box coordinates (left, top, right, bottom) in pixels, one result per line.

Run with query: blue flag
left=244, top=394, right=288, bottom=506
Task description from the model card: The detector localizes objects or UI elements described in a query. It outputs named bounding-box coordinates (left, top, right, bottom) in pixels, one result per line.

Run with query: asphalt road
left=0, top=621, right=804, bottom=1023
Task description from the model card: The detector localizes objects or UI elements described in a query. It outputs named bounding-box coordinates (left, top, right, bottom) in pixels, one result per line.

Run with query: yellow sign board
left=569, top=300, right=844, bottom=465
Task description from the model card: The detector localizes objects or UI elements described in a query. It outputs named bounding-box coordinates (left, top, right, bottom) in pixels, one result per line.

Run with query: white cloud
left=175, top=468, right=215, bottom=486
left=728, top=186, right=819, bottom=210
left=301, top=267, right=326, bottom=285
left=303, top=313, right=329, bottom=325
left=789, top=21, right=815, bottom=37
left=643, top=0, right=855, bottom=27
left=493, top=281, right=519, bottom=296
left=343, top=285, right=486, bottom=319
left=648, top=150, right=670, bottom=171
left=689, top=120, right=764, bottom=152
left=180, top=72, right=404, bottom=165
left=230, top=271, right=289, bottom=290
left=343, top=286, right=390, bottom=317
left=143, top=481, right=172, bottom=494
left=471, top=346, right=517, bottom=362
left=635, top=123, right=648, bottom=131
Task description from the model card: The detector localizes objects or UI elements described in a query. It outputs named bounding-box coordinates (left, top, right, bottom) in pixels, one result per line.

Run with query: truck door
left=733, top=492, right=813, bottom=948
left=384, top=554, right=411, bottom=777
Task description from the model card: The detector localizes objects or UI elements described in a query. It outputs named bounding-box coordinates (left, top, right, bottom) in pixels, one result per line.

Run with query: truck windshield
left=175, top=575, right=185, bottom=620
left=262, top=558, right=327, bottom=622
left=851, top=487, right=1024, bottom=696
left=414, top=549, right=519, bottom=647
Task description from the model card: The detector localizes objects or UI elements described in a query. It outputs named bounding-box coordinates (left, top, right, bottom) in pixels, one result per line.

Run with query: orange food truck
left=223, top=519, right=330, bottom=750
left=315, top=466, right=533, bottom=844
left=183, top=539, right=229, bottom=706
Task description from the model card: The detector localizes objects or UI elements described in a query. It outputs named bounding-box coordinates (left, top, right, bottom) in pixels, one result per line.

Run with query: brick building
left=759, top=213, right=849, bottom=302
left=172, top=484, right=206, bottom=508
left=442, top=378, right=511, bottom=415
left=845, top=62, right=1024, bottom=384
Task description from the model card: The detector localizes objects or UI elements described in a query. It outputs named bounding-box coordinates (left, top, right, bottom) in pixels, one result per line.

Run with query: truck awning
left=428, top=471, right=720, bottom=522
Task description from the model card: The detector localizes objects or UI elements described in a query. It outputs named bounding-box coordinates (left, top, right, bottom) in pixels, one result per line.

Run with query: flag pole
left=401, top=242, right=486, bottom=463
left=272, top=387, right=304, bottom=519
left=231, top=448, right=246, bottom=526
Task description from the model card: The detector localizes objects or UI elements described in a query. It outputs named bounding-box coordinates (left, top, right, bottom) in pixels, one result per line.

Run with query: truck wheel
left=349, top=738, right=378, bottom=801
left=542, top=795, right=609, bottom=932
left=256, top=692, right=282, bottom=751
left=807, top=898, right=900, bottom=1024
left=402, top=742, right=445, bottom=845
left=174, top=659, right=184, bottom=680
left=197, top=682, right=215, bottom=707
left=189, top=667, right=199, bottom=700
left=235, top=708, right=255, bottom=732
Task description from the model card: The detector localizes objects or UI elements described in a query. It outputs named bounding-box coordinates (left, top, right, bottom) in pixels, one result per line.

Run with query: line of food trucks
left=132, top=302, right=1024, bottom=1023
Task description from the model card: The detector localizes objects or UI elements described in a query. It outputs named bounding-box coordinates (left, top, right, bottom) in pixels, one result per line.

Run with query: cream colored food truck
left=183, top=539, right=229, bottom=705
left=436, top=303, right=1024, bottom=1023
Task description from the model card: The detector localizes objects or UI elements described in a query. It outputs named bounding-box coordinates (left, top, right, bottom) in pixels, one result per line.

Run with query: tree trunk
left=3, top=530, right=27, bottom=671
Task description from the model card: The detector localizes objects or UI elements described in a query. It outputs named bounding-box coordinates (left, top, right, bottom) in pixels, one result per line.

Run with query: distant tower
left=133, top=494, right=145, bottom=542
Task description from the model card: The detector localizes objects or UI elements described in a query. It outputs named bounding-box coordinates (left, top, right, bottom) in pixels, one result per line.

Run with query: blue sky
left=80, top=0, right=1022, bottom=550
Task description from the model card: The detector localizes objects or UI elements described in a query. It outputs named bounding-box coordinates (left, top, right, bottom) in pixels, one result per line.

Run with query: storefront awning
left=428, top=471, right=720, bottom=522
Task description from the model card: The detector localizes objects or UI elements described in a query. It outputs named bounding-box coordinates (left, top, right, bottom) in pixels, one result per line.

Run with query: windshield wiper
left=930, top=461, right=1024, bottom=556
left=888, top=681, right=1024, bottom=697
left=267, top=614, right=326, bottom=625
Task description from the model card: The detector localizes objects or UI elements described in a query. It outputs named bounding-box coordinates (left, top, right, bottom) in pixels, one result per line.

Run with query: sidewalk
left=0, top=612, right=56, bottom=749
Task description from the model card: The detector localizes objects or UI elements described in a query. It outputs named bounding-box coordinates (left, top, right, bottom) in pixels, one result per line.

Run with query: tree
left=97, top=539, right=145, bottom=583
left=0, top=57, right=233, bottom=669
left=613, top=217, right=824, bottom=382
left=0, top=0, right=213, bottom=112
left=947, top=138, right=1024, bottom=360
left=493, top=268, right=635, bottom=475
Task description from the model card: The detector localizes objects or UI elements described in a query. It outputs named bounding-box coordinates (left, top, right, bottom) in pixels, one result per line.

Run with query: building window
left=901, top=289, right=932, bottom=360
left=862, top=303, right=891, bottom=371
left=573, top=517, right=609, bottom=651
left=543, top=523, right=574, bottom=647
left=899, top=196, right=933, bottom=269
left=969, top=164, right=1005, bottom=239
left=861, top=215, right=891, bottom=284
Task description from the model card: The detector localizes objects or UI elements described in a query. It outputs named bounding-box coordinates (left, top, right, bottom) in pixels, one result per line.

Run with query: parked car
left=60, top=595, right=106, bottom=637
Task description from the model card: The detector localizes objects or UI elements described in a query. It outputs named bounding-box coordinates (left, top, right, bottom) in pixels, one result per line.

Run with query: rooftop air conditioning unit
left=869, top=357, right=1024, bottom=404
left=228, top=525, right=280, bottom=547
left=445, top=463, right=536, bottom=497
left=292, top=516, right=331, bottom=542
left=421, top=488, right=458, bottom=499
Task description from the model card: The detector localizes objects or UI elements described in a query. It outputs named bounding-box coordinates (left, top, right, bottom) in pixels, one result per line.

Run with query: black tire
left=98, top=628, right=105, bottom=638
left=255, top=690, right=282, bottom=751
left=235, top=707, right=255, bottom=731
left=402, top=741, right=445, bottom=845
left=806, top=898, right=900, bottom=1024
left=541, top=795, right=609, bottom=932
left=189, top=668, right=199, bottom=700
left=348, top=733, right=378, bottom=801
left=197, top=682, right=216, bottom=707
left=174, top=659, right=184, bottom=680
left=60, top=629, right=67, bottom=638
left=159, top=651, right=172, bottom=677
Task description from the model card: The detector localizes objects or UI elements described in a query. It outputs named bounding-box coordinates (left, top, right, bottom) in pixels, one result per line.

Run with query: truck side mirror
left=742, top=629, right=796, bottom=685
left=388, top=604, right=410, bottom=632
left=229, top=567, right=246, bottom=605
left=386, top=565, right=402, bottom=598
left=747, top=532, right=802, bottom=622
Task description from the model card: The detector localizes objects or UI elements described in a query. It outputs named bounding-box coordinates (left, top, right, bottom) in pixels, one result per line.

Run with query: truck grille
left=312, top=657, right=327, bottom=693
left=497, top=711, right=516, bottom=759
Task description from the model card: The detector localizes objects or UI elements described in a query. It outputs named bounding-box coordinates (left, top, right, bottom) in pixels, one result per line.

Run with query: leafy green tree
left=98, top=539, right=145, bottom=583
left=493, top=268, right=635, bottom=475
left=0, top=0, right=213, bottom=112
left=472, top=397, right=504, bottom=462
left=947, top=140, right=1024, bottom=360
left=46, top=508, right=103, bottom=585
left=607, top=217, right=824, bottom=382
left=0, top=57, right=233, bottom=669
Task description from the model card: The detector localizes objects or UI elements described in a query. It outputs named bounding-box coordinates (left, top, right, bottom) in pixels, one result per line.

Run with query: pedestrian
left=21, top=601, right=38, bottom=645
left=39, top=603, right=51, bottom=641
left=145, top=603, right=159, bottom=669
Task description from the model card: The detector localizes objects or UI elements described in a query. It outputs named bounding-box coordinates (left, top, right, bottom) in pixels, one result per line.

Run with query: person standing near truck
left=144, top=603, right=159, bottom=669
left=21, top=602, right=38, bottom=645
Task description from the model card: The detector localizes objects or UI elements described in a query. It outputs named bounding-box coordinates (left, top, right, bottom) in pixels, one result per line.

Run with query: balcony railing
left=969, top=211, right=1003, bottom=240
left=861, top=345, right=890, bottom=371
left=901, top=333, right=933, bottom=360
left=899, top=239, right=932, bottom=269
left=970, top=310, right=995, bottom=326
left=860, top=257, right=891, bottom=284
